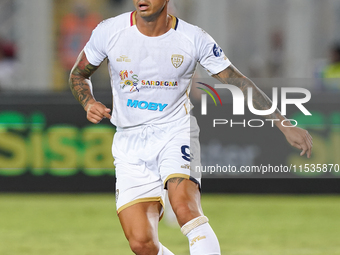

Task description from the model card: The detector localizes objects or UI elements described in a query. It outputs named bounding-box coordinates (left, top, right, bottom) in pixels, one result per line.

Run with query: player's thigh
left=115, top=157, right=165, bottom=217
left=118, top=201, right=162, bottom=243
left=158, top=129, right=203, bottom=226
left=159, top=125, right=201, bottom=190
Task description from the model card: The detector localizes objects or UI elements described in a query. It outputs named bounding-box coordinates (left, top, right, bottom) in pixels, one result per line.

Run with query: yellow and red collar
left=130, top=11, right=179, bottom=30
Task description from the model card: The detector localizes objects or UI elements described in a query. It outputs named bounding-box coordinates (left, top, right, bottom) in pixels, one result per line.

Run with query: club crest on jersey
left=171, top=54, right=184, bottom=68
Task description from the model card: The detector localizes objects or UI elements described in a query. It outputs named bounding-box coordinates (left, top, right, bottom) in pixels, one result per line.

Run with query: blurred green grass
left=0, top=194, right=339, bottom=255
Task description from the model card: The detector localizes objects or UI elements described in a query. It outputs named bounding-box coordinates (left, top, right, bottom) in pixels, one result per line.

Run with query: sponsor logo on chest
left=127, top=99, right=168, bottom=112
left=116, top=55, right=131, bottom=62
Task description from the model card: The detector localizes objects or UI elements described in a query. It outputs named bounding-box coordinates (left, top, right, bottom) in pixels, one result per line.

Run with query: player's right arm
left=69, top=50, right=111, bottom=124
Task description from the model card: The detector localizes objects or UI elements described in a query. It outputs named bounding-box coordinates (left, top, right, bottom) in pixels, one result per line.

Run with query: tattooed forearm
left=69, top=50, right=100, bottom=108
left=213, top=65, right=282, bottom=120
left=69, top=76, right=92, bottom=108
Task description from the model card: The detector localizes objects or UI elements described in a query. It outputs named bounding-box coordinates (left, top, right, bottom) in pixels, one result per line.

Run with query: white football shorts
left=112, top=115, right=202, bottom=217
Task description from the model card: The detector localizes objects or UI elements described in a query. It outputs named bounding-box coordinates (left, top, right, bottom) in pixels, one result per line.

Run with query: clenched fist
left=85, top=100, right=111, bottom=124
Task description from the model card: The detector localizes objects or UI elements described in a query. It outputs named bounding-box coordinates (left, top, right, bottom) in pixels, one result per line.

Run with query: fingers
left=305, top=132, right=313, bottom=158
left=88, top=115, right=102, bottom=124
left=86, top=102, right=111, bottom=124
left=299, top=144, right=308, bottom=157
left=103, top=108, right=112, bottom=119
left=306, top=132, right=313, bottom=147
left=298, top=131, right=313, bottom=158
left=286, top=127, right=313, bottom=158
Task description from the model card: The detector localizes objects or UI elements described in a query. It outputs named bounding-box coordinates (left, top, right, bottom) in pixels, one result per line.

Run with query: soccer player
left=69, top=0, right=313, bottom=254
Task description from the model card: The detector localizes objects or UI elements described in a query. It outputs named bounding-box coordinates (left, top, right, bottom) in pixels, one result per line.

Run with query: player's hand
left=282, top=126, right=313, bottom=158
left=84, top=100, right=111, bottom=124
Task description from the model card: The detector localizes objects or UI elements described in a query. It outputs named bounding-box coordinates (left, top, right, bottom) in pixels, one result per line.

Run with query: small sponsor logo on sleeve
left=213, top=44, right=223, bottom=57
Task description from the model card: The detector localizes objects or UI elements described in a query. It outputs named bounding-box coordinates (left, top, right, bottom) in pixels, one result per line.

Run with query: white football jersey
left=84, top=11, right=231, bottom=128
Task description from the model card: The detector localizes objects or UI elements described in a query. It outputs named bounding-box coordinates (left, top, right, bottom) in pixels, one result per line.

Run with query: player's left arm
left=212, top=64, right=313, bottom=158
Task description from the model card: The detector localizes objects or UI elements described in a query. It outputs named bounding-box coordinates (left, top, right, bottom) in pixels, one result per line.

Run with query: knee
left=129, top=237, right=158, bottom=255
left=171, top=202, right=201, bottom=226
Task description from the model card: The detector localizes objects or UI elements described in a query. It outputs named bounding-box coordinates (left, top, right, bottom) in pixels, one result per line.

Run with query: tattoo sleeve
left=167, top=177, right=185, bottom=188
left=69, top=50, right=100, bottom=109
left=213, top=65, right=284, bottom=120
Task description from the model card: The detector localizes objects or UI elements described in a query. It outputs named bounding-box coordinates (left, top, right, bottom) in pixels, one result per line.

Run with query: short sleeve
left=84, top=21, right=107, bottom=66
left=195, top=28, right=231, bottom=76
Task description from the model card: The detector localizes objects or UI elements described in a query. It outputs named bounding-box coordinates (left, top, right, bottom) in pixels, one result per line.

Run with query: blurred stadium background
left=0, top=0, right=340, bottom=254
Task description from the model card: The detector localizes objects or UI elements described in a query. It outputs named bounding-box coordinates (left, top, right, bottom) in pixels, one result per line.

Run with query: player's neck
left=135, top=10, right=172, bottom=37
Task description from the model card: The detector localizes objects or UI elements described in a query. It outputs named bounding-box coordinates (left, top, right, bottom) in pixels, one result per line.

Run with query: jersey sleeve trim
left=83, top=48, right=99, bottom=67
left=207, top=59, right=232, bottom=76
